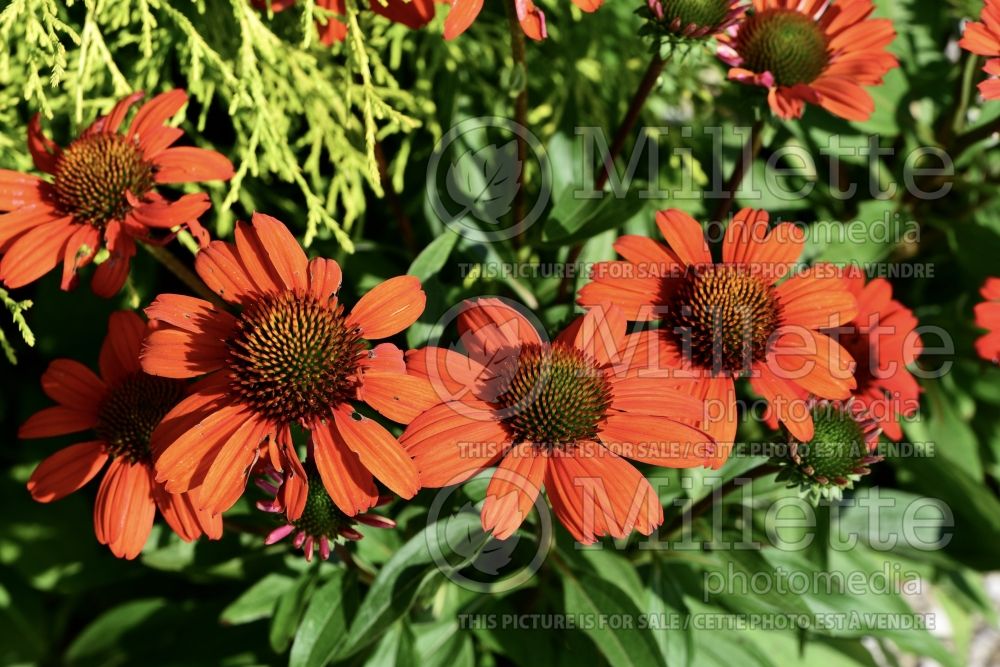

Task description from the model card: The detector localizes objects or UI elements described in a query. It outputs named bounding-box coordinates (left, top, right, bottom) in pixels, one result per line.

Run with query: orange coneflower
left=645, top=0, right=746, bottom=40
left=717, top=0, right=898, bottom=121
left=0, top=90, right=233, bottom=297
left=835, top=273, right=922, bottom=440
left=142, top=212, right=433, bottom=521
left=763, top=271, right=922, bottom=439
left=578, top=208, right=858, bottom=443
left=21, top=311, right=221, bottom=559
left=401, top=299, right=720, bottom=544
left=256, top=461, right=396, bottom=561
left=960, top=0, right=1000, bottom=100
left=254, top=0, right=436, bottom=45
left=975, top=277, right=1000, bottom=362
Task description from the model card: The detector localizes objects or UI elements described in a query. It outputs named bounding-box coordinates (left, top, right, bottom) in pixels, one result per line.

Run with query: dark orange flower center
left=736, top=9, right=830, bottom=86
left=660, top=0, right=732, bottom=31
left=96, top=372, right=186, bottom=463
left=840, top=328, right=875, bottom=393
left=666, top=265, right=780, bottom=375
left=493, top=343, right=613, bottom=447
left=53, top=133, right=155, bottom=227
left=226, top=292, right=364, bottom=424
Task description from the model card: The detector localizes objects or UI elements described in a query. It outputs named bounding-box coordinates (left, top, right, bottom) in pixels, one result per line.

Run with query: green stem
left=711, top=116, right=767, bottom=222
left=504, top=0, right=529, bottom=243
left=140, top=242, right=226, bottom=309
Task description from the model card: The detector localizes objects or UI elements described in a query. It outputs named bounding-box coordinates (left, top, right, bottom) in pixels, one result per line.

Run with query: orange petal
left=40, top=359, right=105, bottom=414
left=598, top=414, right=718, bottom=468
left=481, top=442, right=547, bottom=540
left=311, top=418, right=379, bottom=515
left=359, top=370, right=442, bottom=424
left=141, top=327, right=228, bottom=378
left=195, top=239, right=257, bottom=305
left=443, top=0, right=484, bottom=39
left=153, top=147, right=234, bottom=183
left=307, top=257, right=343, bottom=303
left=199, top=417, right=269, bottom=515
left=0, top=218, right=78, bottom=289
left=455, top=298, right=542, bottom=368
left=655, top=209, right=711, bottom=266
left=94, top=459, right=157, bottom=559
left=346, top=275, right=426, bottom=340
left=400, top=400, right=510, bottom=487
left=332, top=405, right=419, bottom=499
left=20, top=406, right=98, bottom=439
left=27, top=441, right=108, bottom=502
left=251, top=213, right=308, bottom=292
left=100, top=311, right=152, bottom=384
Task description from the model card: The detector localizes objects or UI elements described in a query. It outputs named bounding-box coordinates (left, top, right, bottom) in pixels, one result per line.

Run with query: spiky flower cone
left=774, top=400, right=883, bottom=502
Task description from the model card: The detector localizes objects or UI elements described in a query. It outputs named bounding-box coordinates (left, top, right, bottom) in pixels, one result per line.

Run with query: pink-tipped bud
left=265, top=524, right=295, bottom=545
left=319, top=536, right=331, bottom=561
left=293, top=530, right=307, bottom=548
left=303, top=537, right=314, bottom=562
left=340, top=527, right=365, bottom=541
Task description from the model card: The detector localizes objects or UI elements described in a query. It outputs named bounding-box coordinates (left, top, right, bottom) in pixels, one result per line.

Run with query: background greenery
left=1, top=0, right=999, bottom=665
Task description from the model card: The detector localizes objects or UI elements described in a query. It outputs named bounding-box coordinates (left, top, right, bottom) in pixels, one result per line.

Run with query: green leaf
left=408, top=231, right=459, bottom=282
left=220, top=572, right=296, bottom=626
left=540, top=184, right=646, bottom=246
left=362, top=621, right=419, bottom=667
left=561, top=569, right=665, bottom=667
left=290, top=569, right=356, bottom=667
left=270, top=569, right=320, bottom=654
left=333, top=511, right=490, bottom=660
left=65, top=598, right=168, bottom=665
left=412, top=620, right=474, bottom=667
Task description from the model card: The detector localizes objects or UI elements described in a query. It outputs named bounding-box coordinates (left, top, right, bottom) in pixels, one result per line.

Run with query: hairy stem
left=596, top=53, right=668, bottom=191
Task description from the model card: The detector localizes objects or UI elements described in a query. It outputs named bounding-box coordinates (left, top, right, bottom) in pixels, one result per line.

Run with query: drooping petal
left=332, top=405, right=420, bottom=499
left=443, top=0, right=484, bottom=40
left=481, top=442, right=547, bottom=540
left=311, top=418, right=380, bottom=515
left=198, top=417, right=269, bottom=515
left=0, top=218, right=78, bottom=289
left=27, top=441, right=108, bottom=502
left=94, top=458, right=157, bottom=560
left=27, top=115, right=60, bottom=174
left=153, top=482, right=223, bottom=541
left=90, top=229, right=136, bottom=298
